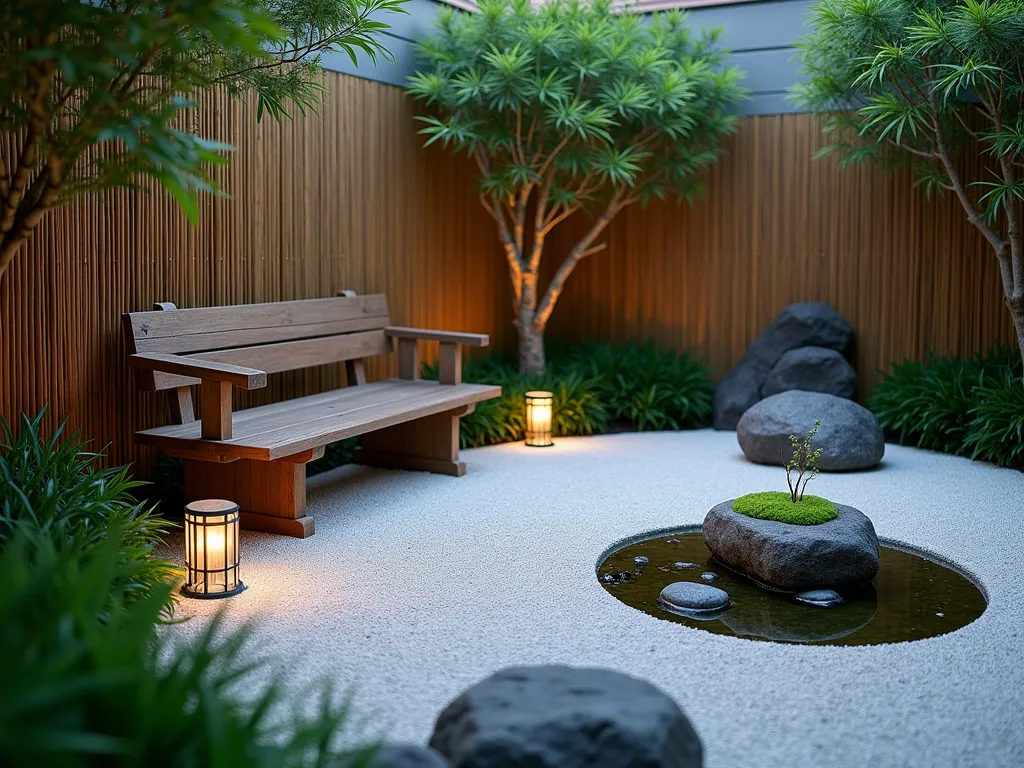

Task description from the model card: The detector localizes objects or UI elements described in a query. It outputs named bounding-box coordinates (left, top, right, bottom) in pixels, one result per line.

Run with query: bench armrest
left=384, top=327, right=488, bottom=385
left=384, top=326, right=490, bottom=348
left=130, top=353, right=266, bottom=441
left=129, top=353, right=267, bottom=390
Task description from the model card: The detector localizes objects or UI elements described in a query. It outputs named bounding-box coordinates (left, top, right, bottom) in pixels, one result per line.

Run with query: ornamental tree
left=407, top=0, right=745, bottom=373
left=793, top=0, right=1024, bottom=372
left=0, top=0, right=406, bottom=281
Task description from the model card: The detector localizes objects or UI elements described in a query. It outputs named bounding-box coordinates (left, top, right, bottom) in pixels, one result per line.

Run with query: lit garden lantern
left=524, top=390, right=554, bottom=447
left=182, top=499, right=245, bottom=598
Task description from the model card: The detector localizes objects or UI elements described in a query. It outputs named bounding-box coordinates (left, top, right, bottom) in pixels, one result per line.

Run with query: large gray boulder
left=761, top=346, right=858, bottom=400
left=736, top=390, right=884, bottom=471
left=702, top=500, right=880, bottom=592
left=713, top=303, right=853, bottom=429
left=429, top=666, right=702, bottom=768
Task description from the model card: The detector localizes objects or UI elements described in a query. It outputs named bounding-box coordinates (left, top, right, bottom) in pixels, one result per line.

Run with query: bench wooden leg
left=355, top=404, right=473, bottom=477
left=183, top=455, right=315, bottom=539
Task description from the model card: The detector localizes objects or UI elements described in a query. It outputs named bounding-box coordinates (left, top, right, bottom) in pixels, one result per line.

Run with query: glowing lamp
left=524, top=390, right=554, bottom=447
left=182, top=499, right=245, bottom=599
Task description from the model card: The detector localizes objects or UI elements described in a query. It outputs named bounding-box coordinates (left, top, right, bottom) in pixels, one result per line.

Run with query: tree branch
left=532, top=187, right=626, bottom=331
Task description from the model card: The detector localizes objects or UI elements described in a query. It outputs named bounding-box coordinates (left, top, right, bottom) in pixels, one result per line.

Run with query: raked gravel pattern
left=163, top=430, right=1024, bottom=768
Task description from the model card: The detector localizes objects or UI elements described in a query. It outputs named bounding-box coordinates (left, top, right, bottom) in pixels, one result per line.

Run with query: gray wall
left=321, top=0, right=812, bottom=116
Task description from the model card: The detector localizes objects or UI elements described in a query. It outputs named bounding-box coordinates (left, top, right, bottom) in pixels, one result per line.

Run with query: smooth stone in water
left=430, top=665, right=703, bottom=768
left=700, top=572, right=719, bottom=582
left=795, top=589, right=844, bottom=607
left=675, top=561, right=699, bottom=569
left=658, top=582, right=730, bottom=614
left=635, top=556, right=649, bottom=566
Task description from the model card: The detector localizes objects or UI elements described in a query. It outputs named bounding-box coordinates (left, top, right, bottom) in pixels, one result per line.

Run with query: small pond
left=598, top=529, right=986, bottom=646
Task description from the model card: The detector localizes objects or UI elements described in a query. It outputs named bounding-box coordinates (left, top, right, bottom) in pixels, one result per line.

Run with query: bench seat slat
left=135, top=380, right=501, bottom=461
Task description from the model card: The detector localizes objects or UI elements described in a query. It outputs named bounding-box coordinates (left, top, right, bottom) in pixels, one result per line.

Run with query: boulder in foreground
left=430, top=665, right=702, bottom=768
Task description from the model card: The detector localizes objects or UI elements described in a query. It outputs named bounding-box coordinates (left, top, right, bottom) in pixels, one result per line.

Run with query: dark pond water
left=598, top=530, right=986, bottom=646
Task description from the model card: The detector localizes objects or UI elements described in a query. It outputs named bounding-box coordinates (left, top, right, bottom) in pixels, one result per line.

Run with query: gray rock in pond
left=675, top=561, right=699, bottom=570
left=635, top=556, right=650, bottom=566
left=713, top=302, right=853, bottom=430
left=658, top=582, right=730, bottom=614
left=736, top=390, right=884, bottom=471
left=796, top=589, right=844, bottom=608
left=761, top=346, right=858, bottom=400
left=335, top=745, right=449, bottom=768
left=700, top=572, right=720, bottom=582
left=702, top=500, right=879, bottom=592
left=429, top=666, right=702, bottom=768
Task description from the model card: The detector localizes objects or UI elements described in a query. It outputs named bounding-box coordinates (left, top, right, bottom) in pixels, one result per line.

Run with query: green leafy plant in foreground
left=0, top=527, right=378, bottom=768
left=0, top=410, right=178, bottom=607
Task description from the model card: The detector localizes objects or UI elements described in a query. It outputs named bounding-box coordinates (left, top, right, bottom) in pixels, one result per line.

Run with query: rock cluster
left=713, top=302, right=856, bottom=430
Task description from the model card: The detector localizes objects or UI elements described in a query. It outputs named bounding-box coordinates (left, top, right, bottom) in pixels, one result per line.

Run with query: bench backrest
left=123, top=293, right=392, bottom=392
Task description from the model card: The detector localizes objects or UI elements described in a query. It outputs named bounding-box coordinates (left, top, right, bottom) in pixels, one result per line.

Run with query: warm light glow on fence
left=183, top=499, right=245, bottom=599
left=525, top=390, right=554, bottom=447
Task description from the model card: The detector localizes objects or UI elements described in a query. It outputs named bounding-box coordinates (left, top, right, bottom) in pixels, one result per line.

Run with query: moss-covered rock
left=733, top=491, right=838, bottom=525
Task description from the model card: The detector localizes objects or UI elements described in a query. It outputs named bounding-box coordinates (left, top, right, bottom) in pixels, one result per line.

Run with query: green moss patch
left=732, top=492, right=838, bottom=525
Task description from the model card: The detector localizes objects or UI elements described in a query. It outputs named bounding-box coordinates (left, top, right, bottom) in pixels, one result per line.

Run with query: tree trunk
left=518, top=320, right=545, bottom=375
left=1011, top=298, right=1024, bottom=376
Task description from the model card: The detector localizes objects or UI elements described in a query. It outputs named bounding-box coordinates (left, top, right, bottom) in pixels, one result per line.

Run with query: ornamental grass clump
left=0, top=410, right=179, bottom=608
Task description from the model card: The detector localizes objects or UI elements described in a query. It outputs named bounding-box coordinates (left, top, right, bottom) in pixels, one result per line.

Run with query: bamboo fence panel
left=0, top=76, right=1014, bottom=473
left=545, top=113, right=1015, bottom=399
left=0, top=73, right=510, bottom=471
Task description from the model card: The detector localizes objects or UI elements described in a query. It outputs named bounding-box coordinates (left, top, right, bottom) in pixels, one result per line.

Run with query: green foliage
left=409, top=0, right=744, bottom=207
left=556, top=339, right=714, bottom=429
left=0, top=0, right=406, bottom=279
left=733, top=491, right=839, bottom=526
left=0, top=527, right=377, bottom=767
left=870, top=345, right=1024, bottom=467
left=792, top=0, right=1024, bottom=368
left=424, top=354, right=609, bottom=446
left=785, top=419, right=823, bottom=502
left=963, top=366, right=1024, bottom=467
left=0, top=411, right=178, bottom=606
left=407, top=0, right=745, bottom=370
left=792, top=0, right=1024, bottom=212
left=423, top=340, right=713, bottom=447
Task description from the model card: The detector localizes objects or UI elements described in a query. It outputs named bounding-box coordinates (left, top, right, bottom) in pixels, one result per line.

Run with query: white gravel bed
left=164, top=430, right=1024, bottom=768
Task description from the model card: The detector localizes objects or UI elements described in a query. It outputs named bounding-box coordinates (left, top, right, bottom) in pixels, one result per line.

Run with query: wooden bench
left=123, top=292, right=501, bottom=538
